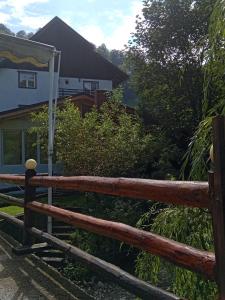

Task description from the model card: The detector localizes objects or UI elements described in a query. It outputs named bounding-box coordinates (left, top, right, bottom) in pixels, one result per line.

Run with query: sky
left=0, top=0, right=143, bottom=49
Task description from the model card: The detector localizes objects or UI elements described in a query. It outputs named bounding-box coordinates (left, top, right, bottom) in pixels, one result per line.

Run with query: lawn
left=0, top=205, right=23, bottom=216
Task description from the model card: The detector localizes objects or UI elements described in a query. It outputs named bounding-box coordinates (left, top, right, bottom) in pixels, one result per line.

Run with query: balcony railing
left=58, top=88, right=95, bottom=98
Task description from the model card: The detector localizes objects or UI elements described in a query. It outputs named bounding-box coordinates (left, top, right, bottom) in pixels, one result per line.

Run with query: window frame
left=83, top=80, right=99, bottom=91
left=18, top=71, right=37, bottom=89
left=0, top=129, right=45, bottom=166
left=2, top=129, right=23, bottom=165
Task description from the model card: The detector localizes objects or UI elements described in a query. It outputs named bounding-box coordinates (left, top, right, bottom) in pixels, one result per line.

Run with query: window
left=2, top=130, right=47, bottom=165
left=3, top=130, right=22, bottom=165
left=18, top=71, right=37, bottom=89
left=83, top=81, right=99, bottom=91
left=24, top=132, right=37, bottom=161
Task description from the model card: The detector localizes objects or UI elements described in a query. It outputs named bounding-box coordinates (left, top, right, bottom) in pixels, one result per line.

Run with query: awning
left=0, top=33, right=55, bottom=67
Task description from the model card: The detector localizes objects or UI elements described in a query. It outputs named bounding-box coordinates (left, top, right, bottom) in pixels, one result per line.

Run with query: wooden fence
left=0, top=115, right=224, bottom=299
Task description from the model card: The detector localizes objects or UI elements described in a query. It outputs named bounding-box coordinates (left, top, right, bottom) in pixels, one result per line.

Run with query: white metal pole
left=53, top=51, right=61, bottom=141
left=47, top=53, right=55, bottom=234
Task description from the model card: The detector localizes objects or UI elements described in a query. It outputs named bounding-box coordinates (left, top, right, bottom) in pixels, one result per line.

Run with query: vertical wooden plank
left=211, top=116, right=225, bottom=299
left=23, top=167, right=36, bottom=246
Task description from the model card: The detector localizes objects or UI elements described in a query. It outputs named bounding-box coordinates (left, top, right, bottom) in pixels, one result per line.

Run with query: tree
left=126, top=0, right=224, bottom=298
left=127, top=0, right=215, bottom=178
left=16, top=30, right=33, bottom=39
left=31, top=95, right=152, bottom=177
left=96, top=43, right=110, bottom=61
left=31, top=94, right=153, bottom=277
left=0, top=24, right=33, bottom=39
left=181, top=0, right=225, bottom=180
left=0, top=24, right=15, bottom=35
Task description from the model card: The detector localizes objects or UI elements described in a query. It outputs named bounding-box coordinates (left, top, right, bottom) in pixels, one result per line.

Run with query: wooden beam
left=0, top=174, right=209, bottom=208
left=23, top=168, right=36, bottom=245
left=0, top=190, right=215, bottom=279
left=12, top=242, right=49, bottom=255
left=211, top=116, right=225, bottom=299
left=0, top=211, right=182, bottom=300
left=26, top=201, right=215, bottom=279
left=0, top=193, right=24, bottom=207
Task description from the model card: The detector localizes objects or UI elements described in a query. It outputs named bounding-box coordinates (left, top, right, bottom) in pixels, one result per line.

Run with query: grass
left=0, top=205, right=23, bottom=216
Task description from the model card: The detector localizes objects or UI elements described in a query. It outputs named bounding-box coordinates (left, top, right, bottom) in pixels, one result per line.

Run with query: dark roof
left=0, top=92, right=135, bottom=120
left=1, top=17, right=128, bottom=86
left=0, top=93, right=95, bottom=120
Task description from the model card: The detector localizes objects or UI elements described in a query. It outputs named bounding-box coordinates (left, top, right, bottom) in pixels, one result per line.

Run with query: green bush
left=31, top=93, right=153, bottom=278
left=31, top=96, right=152, bottom=177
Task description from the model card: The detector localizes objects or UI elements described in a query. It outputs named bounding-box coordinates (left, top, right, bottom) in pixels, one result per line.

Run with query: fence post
left=211, top=116, right=225, bottom=300
left=23, top=159, right=37, bottom=246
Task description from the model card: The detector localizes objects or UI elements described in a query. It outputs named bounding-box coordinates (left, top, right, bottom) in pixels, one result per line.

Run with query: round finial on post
left=210, top=144, right=214, bottom=162
left=25, top=159, right=37, bottom=170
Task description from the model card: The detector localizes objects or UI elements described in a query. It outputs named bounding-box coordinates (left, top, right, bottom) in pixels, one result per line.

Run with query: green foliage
left=181, top=116, right=213, bottom=180
left=182, top=0, right=225, bottom=180
left=63, top=261, right=91, bottom=282
left=127, top=0, right=215, bottom=178
left=136, top=207, right=217, bottom=299
left=96, top=43, right=125, bottom=68
left=132, top=1, right=224, bottom=299
left=31, top=96, right=152, bottom=177
left=32, top=94, right=153, bottom=279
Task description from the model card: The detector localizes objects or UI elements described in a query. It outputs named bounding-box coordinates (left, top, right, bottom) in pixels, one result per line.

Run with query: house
left=0, top=91, right=134, bottom=177
left=0, top=16, right=128, bottom=112
left=0, top=18, right=129, bottom=177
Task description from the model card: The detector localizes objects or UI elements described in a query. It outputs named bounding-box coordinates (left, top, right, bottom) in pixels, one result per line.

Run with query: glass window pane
left=83, top=81, right=91, bottom=91
left=28, top=80, right=35, bottom=88
left=40, top=141, right=48, bottom=164
left=19, top=72, right=36, bottom=89
left=91, top=81, right=99, bottom=90
left=25, top=131, right=37, bottom=161
left=3, top=130, right=22, bottom=165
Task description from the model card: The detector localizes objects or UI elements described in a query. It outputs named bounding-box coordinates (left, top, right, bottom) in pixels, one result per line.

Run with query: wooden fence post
left=23, top=159, right=37, bottom=246
left=211, top=116, right=225, bottom=300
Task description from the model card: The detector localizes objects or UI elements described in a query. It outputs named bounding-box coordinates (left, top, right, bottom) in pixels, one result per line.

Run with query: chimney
left=94, top=90, right=107, bottom=109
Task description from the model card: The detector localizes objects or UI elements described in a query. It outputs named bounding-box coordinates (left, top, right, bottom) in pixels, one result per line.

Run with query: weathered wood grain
left=24, top=201, right=215, bottom=280
left=0, top=174, right=209, bottom=208
left=0, top=211, right=183, bottom=300
left=211, top=116, right=225, bottom=299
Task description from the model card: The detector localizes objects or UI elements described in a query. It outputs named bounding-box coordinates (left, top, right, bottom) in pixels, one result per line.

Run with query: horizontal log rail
left=0, top=175, right=210, bottom=208
left=0, top=193, right=215, bottom=280
left=0, top=193, right=24, bottom=207
left=0, top=211, right=182, bottom=300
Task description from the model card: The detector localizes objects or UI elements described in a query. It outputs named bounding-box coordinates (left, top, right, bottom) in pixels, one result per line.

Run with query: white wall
left=0, top=68, right=113, bottom=112
left=0, top=68, right=57, bottom=112
left=59, top=77, right=112, bottom=91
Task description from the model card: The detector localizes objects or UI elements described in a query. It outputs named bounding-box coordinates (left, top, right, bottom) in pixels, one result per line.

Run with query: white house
left=0, top=17, right=128, bottom=176
left=0, top=17, right=127, bottom=112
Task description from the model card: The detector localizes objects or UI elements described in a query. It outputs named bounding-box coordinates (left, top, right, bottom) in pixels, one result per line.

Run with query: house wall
left=0, top=68, right=57, bottom=111
left=59, top=77, right=112, bottom=91
left=0, top=68, right=113, bottom=112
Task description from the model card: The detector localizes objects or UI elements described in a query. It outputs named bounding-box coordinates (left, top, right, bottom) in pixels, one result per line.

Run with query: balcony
left=58, top=88, right=95, bottom=98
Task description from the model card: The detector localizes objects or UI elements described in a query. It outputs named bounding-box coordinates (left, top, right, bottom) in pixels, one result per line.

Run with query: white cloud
left=0, top=0, right=50, bottom=30
left=105, top=0, right=143, bottom=49
left=0, top=11, right=11, bottom=23
left=0, top=0, right=143, bottom=49
left=78, top=24, right=106, bottom=46
left=19, top=15, right=50, bottom=29
left=77, top=0, right=143, bottom=49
